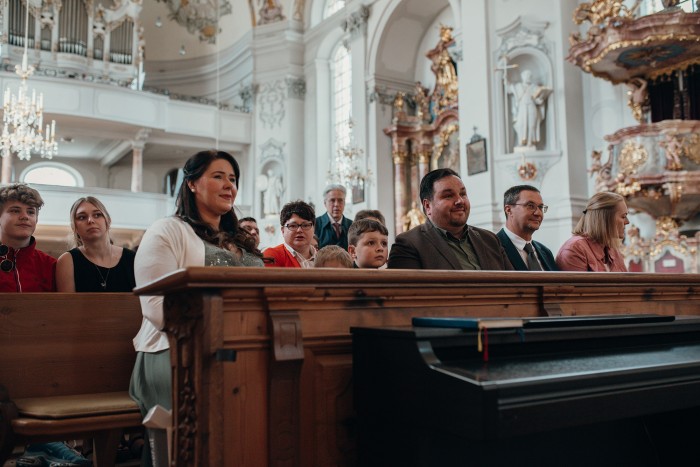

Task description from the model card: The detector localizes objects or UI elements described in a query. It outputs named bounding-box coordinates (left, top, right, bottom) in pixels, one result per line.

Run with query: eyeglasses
left=511, top=202, right=548, bottom=213
left=0, top=244, right=14, bottom=272
left=284, top=222, right=314, bottom=231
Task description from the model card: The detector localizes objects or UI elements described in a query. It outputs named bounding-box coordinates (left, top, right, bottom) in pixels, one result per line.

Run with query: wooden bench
left=135, top=268, right=700, bottom=467
left=0, top=293, right=143, bottom=467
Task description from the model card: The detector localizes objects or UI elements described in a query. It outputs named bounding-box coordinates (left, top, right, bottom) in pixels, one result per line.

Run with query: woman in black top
left=56, top=196, right=135, bottom=292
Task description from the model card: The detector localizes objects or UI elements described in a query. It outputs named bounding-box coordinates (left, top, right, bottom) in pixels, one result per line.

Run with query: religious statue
left=427, top=25, right=459, bottom=112
left=626, top=77, right=649, bottom=124
left=262, top=170, right=284, bottom=216
left=393, top=92, right=405, bottom=122
left=402, top=202, right=426, bottom=232
left=508, top=70, right=552, bottom=149
left=660, top=133, right=683, bottom=171
left=413, top=82, right=429, bottom=122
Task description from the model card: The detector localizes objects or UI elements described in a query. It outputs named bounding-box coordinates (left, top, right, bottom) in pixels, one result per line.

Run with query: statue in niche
left=508, top=70, right=552, bottom=149
left=261, top=169, right=285, bottom=216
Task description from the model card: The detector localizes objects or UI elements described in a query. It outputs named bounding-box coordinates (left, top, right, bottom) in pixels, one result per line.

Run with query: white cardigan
left=132, top=216, right=205, bottom=353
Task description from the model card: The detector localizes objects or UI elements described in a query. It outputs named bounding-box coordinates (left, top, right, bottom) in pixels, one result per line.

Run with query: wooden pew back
left=135, top=268, right=700, bottom=467
left=0, top=293, right=141, bottom=399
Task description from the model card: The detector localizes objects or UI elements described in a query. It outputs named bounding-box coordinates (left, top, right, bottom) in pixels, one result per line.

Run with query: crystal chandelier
left=1, top=2, right=57, bottom=161
left=328, top=119, right=372, bottom=189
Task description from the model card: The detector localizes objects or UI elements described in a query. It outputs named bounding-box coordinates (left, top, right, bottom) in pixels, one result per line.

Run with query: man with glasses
left=265, top=200, right=317, bottom=268
left=0, top=183, right=56, bottom=292
left=496, top=185, right=558, bottom=271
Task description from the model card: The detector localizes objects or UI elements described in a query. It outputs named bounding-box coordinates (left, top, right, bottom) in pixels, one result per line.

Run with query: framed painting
left=467, top=138, right=487, bottom=176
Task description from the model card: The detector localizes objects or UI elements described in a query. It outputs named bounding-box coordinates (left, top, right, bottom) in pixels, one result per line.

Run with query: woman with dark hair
left=56, top=196, right=136, bottom=292
left=556, top=191, right=629, bottom=272
left=129, top=150, right=263, bottom=466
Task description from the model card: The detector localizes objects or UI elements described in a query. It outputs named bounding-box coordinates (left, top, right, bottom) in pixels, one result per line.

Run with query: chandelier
left=1, top=2, right=57, bottom=161
left=327, top=119, right=372, bottom=190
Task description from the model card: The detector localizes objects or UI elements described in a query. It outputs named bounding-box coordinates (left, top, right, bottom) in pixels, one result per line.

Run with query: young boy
left=0, top=183, right=56, bottom=292
left=347, top=219, right=389, bottom=269
left=315, top=245, right=353, bottom=268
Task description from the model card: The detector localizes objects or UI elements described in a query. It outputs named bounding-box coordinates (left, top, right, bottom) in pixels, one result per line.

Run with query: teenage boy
left=347, top=219, right=389, bottom=269
left=0, top=183, right=56, bottom=292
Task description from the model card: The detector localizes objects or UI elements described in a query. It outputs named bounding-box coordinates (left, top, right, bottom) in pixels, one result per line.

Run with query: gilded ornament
left=618, top=140, right=647, bottom=176
left=659, top=133, right=683, bottom=170
left=518, top=161, right=538, bottom=181
left=392, top=150, right=408, bottom=165
left=681, top=134, right=700, bottom=165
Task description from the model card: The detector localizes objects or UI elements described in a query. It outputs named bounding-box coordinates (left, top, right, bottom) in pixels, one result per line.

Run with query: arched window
left=21, top=162, right=84, bottom=187
left=331, top=43, right=352, bottom=156
left=323, top=0, right=345, bottom=19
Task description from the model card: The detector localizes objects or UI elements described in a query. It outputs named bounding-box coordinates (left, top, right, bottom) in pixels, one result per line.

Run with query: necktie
left=332, top=222, right=342, bottom=239
left=523, top=243, right=543, bottom=271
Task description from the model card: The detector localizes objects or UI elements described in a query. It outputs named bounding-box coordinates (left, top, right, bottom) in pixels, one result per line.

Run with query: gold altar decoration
left=618, top=141, right=647, bottom=176
left=384, top=26, right=460, bottom=234
left=570, top=5, right=700, bottom=272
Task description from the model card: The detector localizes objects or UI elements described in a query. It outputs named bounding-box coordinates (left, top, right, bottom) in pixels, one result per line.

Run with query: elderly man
left=388, top=168, right=512, bottom=270
left=497, top=185, right=558, bottom=271
left=315, top=184, right=352, bottom=250
left=265, top=201, right=317, bottom=268
left=239, top=216, right=261, bottom=249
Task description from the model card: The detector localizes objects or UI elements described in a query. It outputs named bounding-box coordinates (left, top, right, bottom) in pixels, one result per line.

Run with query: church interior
left=1, top=0, right=698, bottom=272
left=3, top=2, right=700, bottom=466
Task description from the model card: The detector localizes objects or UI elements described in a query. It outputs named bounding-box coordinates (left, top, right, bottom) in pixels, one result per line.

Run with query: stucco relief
left=258, top=80, right=286, bottom=129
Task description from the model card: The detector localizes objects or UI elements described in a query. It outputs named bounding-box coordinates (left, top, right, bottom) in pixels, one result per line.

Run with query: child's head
left=314, top=245, right=353, bottom=268
left=348, top=219, right=389, bottom=268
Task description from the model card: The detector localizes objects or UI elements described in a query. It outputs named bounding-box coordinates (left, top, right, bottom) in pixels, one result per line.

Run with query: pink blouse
left=556, top=235, right=627, bottom=272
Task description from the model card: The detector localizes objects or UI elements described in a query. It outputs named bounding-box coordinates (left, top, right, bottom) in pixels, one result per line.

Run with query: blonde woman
left=556, top=192, right=629, bottom=272
left=56, top=196, right=136, bottom=292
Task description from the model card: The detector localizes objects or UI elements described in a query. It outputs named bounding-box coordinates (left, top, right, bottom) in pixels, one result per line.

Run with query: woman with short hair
left=556, top=192, right=629, bottom=272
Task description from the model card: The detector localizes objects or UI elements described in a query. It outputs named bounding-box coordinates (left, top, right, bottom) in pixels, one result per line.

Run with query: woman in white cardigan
left=129, top=150, right=263, bottom=466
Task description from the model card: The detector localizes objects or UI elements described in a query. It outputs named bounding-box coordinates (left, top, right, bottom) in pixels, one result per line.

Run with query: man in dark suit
left=388, top=168, right=512, bottom=270
left=496, top=185, right=558, bottom=271
left=315, top=184, right=353, bottom=250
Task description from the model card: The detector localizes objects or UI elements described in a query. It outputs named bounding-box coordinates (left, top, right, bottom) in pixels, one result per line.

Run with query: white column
left=1, top=154, right=13, bottom=184
left=130, top=129, right=150, bottom=193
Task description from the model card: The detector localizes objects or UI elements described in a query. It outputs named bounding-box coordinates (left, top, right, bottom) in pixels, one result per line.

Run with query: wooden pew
left=134, top=268, right=700, bottom=467
left=0, top=293, right=143, bottom=467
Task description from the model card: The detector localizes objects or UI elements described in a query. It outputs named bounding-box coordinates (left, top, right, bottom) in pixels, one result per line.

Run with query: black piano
left=352, top=315, right=700, bottom=466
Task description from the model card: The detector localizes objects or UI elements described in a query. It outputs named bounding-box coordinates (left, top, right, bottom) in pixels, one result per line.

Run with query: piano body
left=352, top=315, right=700, bottom=466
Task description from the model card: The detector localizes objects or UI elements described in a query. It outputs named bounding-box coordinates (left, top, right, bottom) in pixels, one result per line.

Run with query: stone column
left=1, top=153, right=13, bottom=184
left=393, top=147, right=408, bottom=234
left=417, top=150, right=430, bottom=187
left=130, top=128, right=150, bottom=193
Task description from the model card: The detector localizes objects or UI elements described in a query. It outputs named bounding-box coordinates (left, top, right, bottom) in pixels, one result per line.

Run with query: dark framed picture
left=467, top=138, right=487, bottom=176
left=352, top=182, right=365, bottom=204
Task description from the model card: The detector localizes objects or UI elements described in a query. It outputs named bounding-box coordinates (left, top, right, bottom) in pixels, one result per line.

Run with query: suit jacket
left=315, top=214, right=353, bottom=250
left=387, top=223, right=513, bottom=270
left=496, top=228, right=558, bottom=271
left=264, top=244, right=301, bottom=268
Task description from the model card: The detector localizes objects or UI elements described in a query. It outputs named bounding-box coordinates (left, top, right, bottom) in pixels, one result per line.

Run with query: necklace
left=94, top=263, right=111, bottom=290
